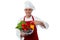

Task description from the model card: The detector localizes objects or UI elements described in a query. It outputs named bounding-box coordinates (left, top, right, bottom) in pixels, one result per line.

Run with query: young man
left=16, top=1, right=49, bottom=40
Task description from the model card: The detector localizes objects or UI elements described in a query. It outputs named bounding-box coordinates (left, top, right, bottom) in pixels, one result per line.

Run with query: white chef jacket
left=16, top=16, right=49, bottom=39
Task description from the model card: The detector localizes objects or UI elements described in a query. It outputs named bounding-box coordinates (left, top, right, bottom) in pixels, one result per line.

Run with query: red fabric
left=23, top=16, right=39, bottom=40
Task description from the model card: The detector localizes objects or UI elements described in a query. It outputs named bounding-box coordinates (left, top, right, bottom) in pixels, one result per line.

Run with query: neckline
left=24, top=15, right=34, bottom=21
left=25, top=15, right=32, bottom=18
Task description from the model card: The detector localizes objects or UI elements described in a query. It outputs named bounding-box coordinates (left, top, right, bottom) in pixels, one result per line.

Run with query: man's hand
left=34, top=21, right=46, bottom=28
left=20, top=31, right=26, bottom=37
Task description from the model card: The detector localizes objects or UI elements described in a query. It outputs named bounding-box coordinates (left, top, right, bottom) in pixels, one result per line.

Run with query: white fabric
left=24, top=1, right=35, bottom=10
left=16, top=16, right=49, bottom=38
left=25, top=16, right=33, bottom=21
left=16, top=29, right=20, bottom=38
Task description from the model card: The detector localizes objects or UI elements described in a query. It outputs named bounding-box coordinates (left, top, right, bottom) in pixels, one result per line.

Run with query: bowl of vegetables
left=16, top=20, right=35, bottom=35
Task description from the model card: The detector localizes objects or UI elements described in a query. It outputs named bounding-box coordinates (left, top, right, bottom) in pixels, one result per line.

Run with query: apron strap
left=24, top=16, right=34, bottom=21
left=32, top=16, right=34, bottom=21
left=24, top=16, right=26, bottom=21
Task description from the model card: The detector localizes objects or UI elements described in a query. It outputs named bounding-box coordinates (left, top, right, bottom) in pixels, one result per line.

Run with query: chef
left=16, top=1, right=49, bottom=40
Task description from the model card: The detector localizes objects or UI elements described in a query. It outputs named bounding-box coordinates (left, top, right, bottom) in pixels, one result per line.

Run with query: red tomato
left=24, top=28, right=27, bottom=31
left=22, top=24, right=25, bottom=29
left=22, top=24, right=25, bottom=26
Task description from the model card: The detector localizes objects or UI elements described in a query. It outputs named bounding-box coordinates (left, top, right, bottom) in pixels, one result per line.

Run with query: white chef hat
left=24, top=1, right=35, bottom=10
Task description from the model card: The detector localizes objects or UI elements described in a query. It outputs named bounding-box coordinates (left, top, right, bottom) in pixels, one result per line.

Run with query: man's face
left=24, top=8, right=33, bottom=16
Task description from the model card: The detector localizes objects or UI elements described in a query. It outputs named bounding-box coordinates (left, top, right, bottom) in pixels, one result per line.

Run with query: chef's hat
left=24, top=1, right=35, bottom=10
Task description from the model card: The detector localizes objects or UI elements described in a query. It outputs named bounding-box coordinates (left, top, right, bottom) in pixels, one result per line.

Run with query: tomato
left=24, top=28, right=27, bottom=31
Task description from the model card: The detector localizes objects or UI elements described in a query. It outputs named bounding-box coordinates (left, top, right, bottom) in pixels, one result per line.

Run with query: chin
left=26, top=14, right=31, bottom=17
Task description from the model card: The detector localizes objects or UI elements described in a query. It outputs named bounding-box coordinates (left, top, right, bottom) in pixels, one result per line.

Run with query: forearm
left=39, top=21, right=46, bottom=28
left=34, top=21, right=46, bottom=28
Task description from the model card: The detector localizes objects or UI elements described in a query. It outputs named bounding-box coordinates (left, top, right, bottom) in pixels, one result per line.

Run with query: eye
left=29, top=9, right=32, bottom=11
left=25, top=9, right=27, bottom=11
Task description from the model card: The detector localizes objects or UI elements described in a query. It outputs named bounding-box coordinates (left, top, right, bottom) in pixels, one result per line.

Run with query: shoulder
left=33, top=16, right=41, bottom=21
left=18, top=17, right=24, bottom=22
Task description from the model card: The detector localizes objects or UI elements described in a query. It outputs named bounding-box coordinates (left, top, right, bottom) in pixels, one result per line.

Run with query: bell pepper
left=30, top=21, right=35, bottom=30
left=30, top=25, right=34, bottom=30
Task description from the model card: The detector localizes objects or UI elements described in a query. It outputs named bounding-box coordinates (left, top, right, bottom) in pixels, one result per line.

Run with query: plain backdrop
left=0, top=0, right=60, bottom=40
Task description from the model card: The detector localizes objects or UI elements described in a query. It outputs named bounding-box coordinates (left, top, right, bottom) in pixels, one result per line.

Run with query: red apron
left=24, top=16, right=39, bottom=40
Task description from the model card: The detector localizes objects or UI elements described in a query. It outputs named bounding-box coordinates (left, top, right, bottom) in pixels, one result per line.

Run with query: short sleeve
left=18, top=17, right=24, bottom=22
left=34, top=16, right=41, bottom=21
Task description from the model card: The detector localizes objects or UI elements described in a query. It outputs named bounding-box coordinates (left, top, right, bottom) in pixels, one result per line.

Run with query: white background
left=0, top=0, right=60, bottom=40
